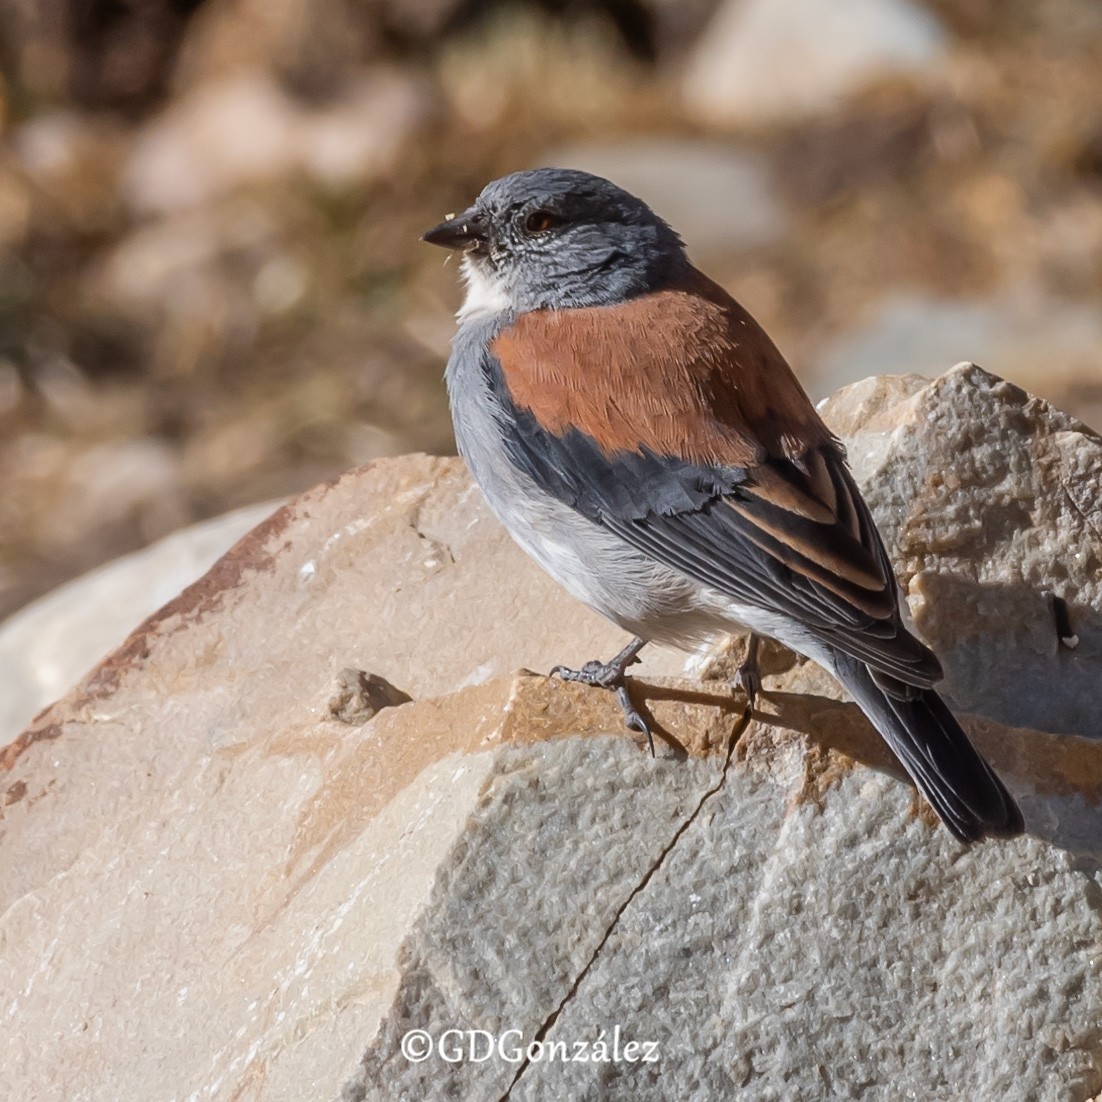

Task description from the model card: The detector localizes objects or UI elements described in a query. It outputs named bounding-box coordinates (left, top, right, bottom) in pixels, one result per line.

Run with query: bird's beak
left=421, top=207, right=487, bottom=252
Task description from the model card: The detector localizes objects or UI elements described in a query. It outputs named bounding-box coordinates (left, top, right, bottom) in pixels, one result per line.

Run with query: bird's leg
left=550, top=636, right=653, bottom=754
left=735, top=633, right=762, bottom=708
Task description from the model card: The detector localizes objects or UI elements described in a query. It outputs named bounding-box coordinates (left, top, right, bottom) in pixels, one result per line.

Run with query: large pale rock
left=2, top=373, right=1102, bottom=1100
left=820, top=363, right=1102, bottom=739
left=683, top=0, right=948, bottom=127
left=0, top=456, right=686, bottom=1100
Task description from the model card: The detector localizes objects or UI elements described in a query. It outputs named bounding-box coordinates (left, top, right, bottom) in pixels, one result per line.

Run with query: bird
left=422, top=167, right=1024, bottom=843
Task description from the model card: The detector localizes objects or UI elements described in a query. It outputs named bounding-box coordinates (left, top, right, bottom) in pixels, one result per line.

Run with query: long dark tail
left=833, top=652, right=1024, bottom=843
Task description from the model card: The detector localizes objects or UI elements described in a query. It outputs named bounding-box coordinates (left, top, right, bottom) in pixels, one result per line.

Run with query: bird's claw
left=617, top=685, right=655, bottom=756
left=735, top=662, right=761, bottom=707
left=735, top=633, right=762, bottom=709
left=549, top=637, right=652, bottom=752
left=550, top=659, right=621, bottom=689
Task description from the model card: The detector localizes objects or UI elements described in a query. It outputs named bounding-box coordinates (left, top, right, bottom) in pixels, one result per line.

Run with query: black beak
left=421, top=207, right=487, bottom=251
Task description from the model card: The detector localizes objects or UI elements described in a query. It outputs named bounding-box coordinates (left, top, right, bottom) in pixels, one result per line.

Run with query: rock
left=92, top=197, right=281, bottom=327
left=328, top=668, right=412, bottom=724
left=2, top=392, right=1101, bottom=1099
left=87, top=196, right=311, bottom=383
left=0, top=432, right=194, bottom=622
left=0, top=500, right=278, bottom=744
left=819, top=363, right=1102, bottom=739
left=543, top=139, right=787, bottom=257
left=683, top=0, right=949, bottom=127
left=123, top=69, right=431, bottom=214
left=812, top=290, right=1102, bottom=404
left=11, top=109, right=126, bottom=232
left=50, top=438, right=188, bottom=546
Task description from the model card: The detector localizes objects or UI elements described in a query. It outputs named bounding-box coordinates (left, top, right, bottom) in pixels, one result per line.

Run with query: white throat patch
left=458, top=256, right=511, bottom=322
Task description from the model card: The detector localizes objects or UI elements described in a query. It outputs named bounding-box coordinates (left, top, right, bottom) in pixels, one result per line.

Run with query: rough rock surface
left=683, top=0, right=948, bottom=126
left=3, top=372, right=1102, bottom=1101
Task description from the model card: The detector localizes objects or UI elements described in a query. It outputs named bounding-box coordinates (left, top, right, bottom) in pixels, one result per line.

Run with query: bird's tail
left=832, top=652, right=1024, bottom=843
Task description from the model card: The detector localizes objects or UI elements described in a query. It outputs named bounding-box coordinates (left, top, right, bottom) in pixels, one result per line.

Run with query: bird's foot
left=550, top=637, right=653, bottom=755
left=735, top=633, right=762, bottom=709
left=550, top=657, right=624, bottom=689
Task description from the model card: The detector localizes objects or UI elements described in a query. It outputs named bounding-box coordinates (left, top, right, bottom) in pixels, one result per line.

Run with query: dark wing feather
left=604, top=496, right=940, bottom=690
left=484, top=348, right=941, bottom=691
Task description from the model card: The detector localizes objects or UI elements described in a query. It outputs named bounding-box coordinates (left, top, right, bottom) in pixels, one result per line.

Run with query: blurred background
left=1, top=0, right=1101, bottom=622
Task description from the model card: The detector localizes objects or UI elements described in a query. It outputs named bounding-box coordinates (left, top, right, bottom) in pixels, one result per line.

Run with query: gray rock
left=683, top=0, right=949, bottom=126
left=543, top=139, right=788, bottom=256
left=820, top=363, right=1102, bottom=740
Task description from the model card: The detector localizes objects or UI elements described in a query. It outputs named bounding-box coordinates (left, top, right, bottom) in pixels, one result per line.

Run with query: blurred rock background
left=0, top=0, right=1100, bottom=621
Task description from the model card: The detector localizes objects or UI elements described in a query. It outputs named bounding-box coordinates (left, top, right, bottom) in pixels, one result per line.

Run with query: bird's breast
left=444, top=320, right=736, bottom=650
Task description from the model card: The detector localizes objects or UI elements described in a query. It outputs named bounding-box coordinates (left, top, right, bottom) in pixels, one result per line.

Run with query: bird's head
left=422, top=168, right=687, bottom=319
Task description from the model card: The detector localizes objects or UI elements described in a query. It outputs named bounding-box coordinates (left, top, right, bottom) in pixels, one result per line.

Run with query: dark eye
left=524, top=209, right=561, bottom=234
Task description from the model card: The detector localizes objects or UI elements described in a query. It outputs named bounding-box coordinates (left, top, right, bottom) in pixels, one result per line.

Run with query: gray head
left=422, top=168, right=687, bottom=317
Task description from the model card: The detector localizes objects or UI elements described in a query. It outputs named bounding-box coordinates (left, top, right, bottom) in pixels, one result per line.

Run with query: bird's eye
left=524, top=210, right=561, bottom=234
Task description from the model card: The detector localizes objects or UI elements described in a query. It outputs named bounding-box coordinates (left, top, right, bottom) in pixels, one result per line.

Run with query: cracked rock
left=2, top=370, right=1102, bottom=1101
